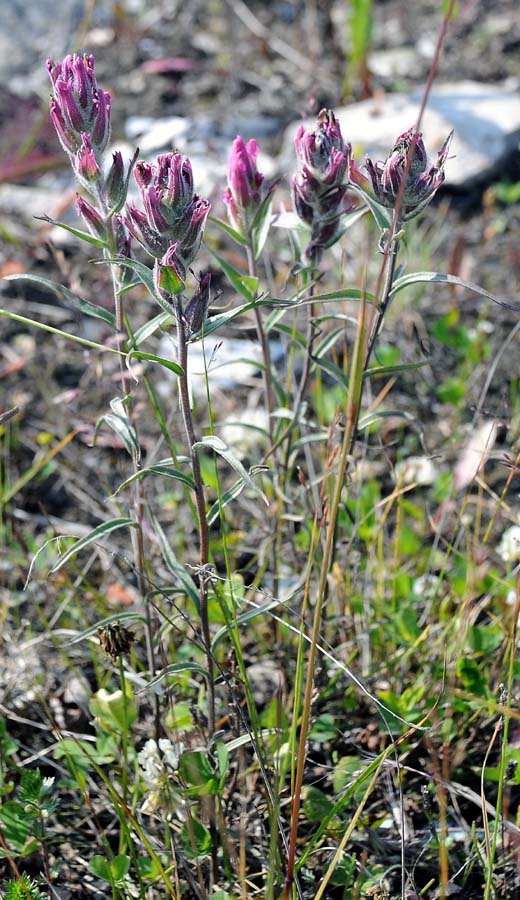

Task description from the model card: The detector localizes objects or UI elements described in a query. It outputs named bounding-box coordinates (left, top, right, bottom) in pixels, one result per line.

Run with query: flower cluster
left=137, top=738, right=184, bottom=815
left=349, top=127, right=453, bottom=221
left=48, top=52, right=135, bottom=241
left=124, top=152, right=211, bottom=295
left=223, top=136, right=266, bottom=236
left=47, top=53, right=111, bottom=161
left=291, top=109, right=351, bottom=264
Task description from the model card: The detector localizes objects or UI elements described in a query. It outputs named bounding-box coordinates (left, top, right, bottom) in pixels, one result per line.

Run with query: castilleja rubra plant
left=7, top=35, right=503, bottom=900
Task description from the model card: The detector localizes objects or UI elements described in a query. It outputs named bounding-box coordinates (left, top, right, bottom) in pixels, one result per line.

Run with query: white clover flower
left=498, top=525, right=520, bottom=563
left=137, top=738, right=184, bottom=816
left=413, top=573, right=441, bottom=601
left=158, top=738, right=181, bottom=771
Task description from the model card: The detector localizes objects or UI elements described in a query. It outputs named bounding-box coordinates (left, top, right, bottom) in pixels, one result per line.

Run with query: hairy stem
left=104, top=216, right=159, bottom=737
left=175, top=297, right=215, bottom=736
left=246, top=242, right=274, bottom=444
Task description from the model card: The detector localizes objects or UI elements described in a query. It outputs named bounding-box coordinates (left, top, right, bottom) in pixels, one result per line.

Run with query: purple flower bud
left=223, top=136, right=267, bottom=235
left=184, top=272, right=211, bottom=335
left=134, top=161, right=154, bottom=189
left=176, top=197, right=211, bottom=266
left=352, top=127, right=453, bottom=220
left=222, top=187, right=239, bottom=231
left=115, top=215, right=131, bottom=258
left=76, top=195, right=107, bottom=241
left=49, top=98, right=79, bottom=155
left=76, top=133, right=101, bottom=184
left=124, top=204, right=168, bottom=257
left=292, top=109, right=351, bottom=263
left=47, top=53, right=111, bottom=172
left=91, top=88, right=111, bottom=153
left=105, top=151, right=125, bottom=209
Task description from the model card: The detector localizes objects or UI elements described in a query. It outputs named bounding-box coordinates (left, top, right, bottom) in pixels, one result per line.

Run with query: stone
left=280, top=80, right=520, bottom=187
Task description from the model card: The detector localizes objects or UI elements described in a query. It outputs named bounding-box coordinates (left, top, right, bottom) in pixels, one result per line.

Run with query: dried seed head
left=98, top=622, right=135, bottom=661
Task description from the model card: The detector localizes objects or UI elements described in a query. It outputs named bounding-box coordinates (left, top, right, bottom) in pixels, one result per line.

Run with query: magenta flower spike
left=223, top=136, right=265, bottom=235
left=350, top=127, right=453, bottom=221
left=47, top=53, right=111, bottom=159
left=126, top=151, right=211, bottom=294
left=291, top=109, right=351, bottom=264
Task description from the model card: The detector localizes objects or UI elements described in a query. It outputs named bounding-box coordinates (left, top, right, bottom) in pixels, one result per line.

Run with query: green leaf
left=309, top=713, right=336, bottom=743
left=89, top=855, right=113, bottom=883
left=89, top=685, right=137, bottom=733
left=148, top=508, right=201, bottom=612
left=456, top=658, right=489, bottom=697
left=212, top=597, right=290, bottom=650
left=126, top=349, right=184, bottom=377
left=35, top=214, right=108, bottom=248
left=132, top=311, right=174, bottom=346
left=210, top=249, right=258, bottom=302
left=0, top=308, right=123, bottom=355
left=390, top=271, right=520, bottom=312
left=98, top=396, right=140, bottom=459
left=251, top=193, right=273, bottom=259
left=102, top=256, right=178, bottom=315
left=294, top=286, right=374, bottom=307
left=208, top=215, right=248, bottom=246
left=303, top=786, right=334, bottom=823
left=193, top=435, right=268, bottom=503
left=138, top=662, right=208, bottom=694
left=364, top=359, right=429, bottom=379
left=63, top=611, right=146, bottom=647
left=50, top=517, right=138, bottom=573
left=179, top=750, right=217, bottom=796
left=5, top=273, right=116, bottom=327
left=111, top=854, right=131, bottom=883
left=350, top=188, right=391, bottom=231
left=0, top=801, right=37, bottom=857
left=207, top=477, right=248, bottom=526
left=110, top=463, right=195, bottom=498
left=181, top=817, right=212, bottom=860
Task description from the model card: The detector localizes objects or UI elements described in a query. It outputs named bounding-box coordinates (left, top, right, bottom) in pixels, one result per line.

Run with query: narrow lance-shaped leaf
left=208, top=214, right=248, bottom=247
left=132, top=311, right=175, bottom=347
left=35, top=214, right=108, bottom=249
left=126, top=350, right=183, bottom=377
left=5, top=273, right=116, bottom=327
left=390, top=271, right=520, bottom=312
left=192, top=435, right=268, bottom=504
left=110, top=464, right=195, bottom=498
left=148, top=508, right=201, bottom=613
left=64, top=611, right=146, bottom=646
left=98, top=396, right=140, bottom=460
left=50, top=518, right=138, bottom=573
left=251, top=193, right=273, bottom=259
left=210, top=249, right=258, bottom=302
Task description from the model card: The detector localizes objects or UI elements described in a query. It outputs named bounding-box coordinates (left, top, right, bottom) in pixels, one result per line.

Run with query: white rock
left=126, top=116, right=189, bottom=154
left=280, top=80, right=520, bottom=187
left=158, top=333, right=263, bottom=397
